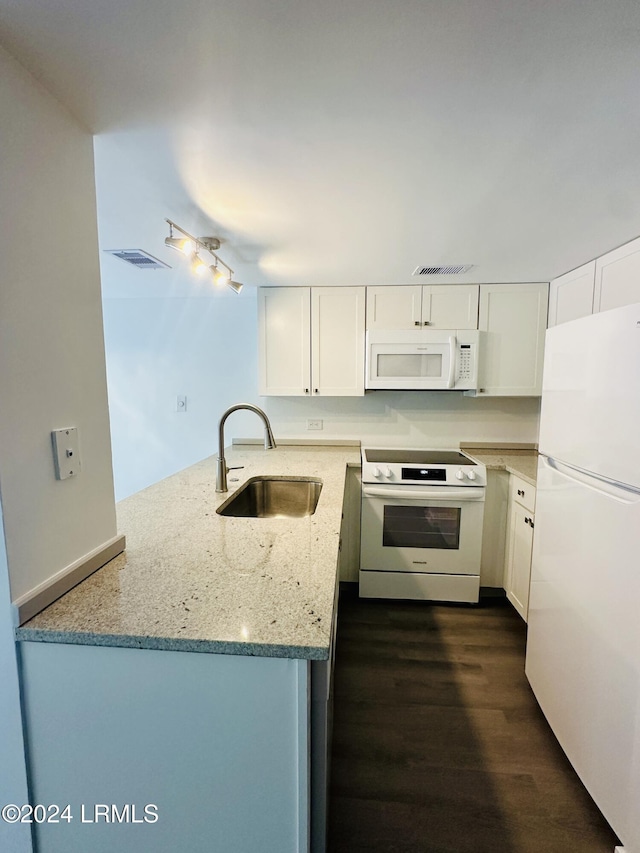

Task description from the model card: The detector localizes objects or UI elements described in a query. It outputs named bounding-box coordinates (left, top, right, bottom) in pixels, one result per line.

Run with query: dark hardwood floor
left=327, top=589, right=620, bottom=853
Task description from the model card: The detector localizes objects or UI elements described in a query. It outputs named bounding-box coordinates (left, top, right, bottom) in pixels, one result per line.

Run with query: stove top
left=361, top=447, right=486, bottom=487
left=363, top=448, right=477, bottom=466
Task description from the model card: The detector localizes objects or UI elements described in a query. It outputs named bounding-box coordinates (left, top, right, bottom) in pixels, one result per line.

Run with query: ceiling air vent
left=104, top=249, right=171, bottom=270
left=413, top=264, right=474, bottom=276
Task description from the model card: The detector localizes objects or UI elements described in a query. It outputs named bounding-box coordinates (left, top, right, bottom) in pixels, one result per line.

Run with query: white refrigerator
left=526, top=302, right=640, bottom=852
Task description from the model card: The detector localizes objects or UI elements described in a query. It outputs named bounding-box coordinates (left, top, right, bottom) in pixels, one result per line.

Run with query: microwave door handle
left=447, top=335, right=456, bottom=388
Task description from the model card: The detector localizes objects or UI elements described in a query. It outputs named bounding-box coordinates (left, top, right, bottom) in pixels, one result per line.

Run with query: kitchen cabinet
left=594, top=236, right=640, bottom=313
left=259, top=286, right=365, bottom=396
left=474, top=283, right=548, bottom=396
left=504, top=474, right=536, bottom=621
left=479, top=469, right=509, bottom=589
left=338, top=465, right=362, bottom=583
left=548, top=260, right=596, bottom=327
left=366, top=284, right=479, bottom=330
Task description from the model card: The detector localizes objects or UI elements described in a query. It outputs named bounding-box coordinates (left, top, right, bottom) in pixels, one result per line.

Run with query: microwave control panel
left=457, top=344, right=473, bottom=381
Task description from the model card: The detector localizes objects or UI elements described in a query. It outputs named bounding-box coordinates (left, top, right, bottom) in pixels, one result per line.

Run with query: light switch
left=51, top=427, right=81, bottom=480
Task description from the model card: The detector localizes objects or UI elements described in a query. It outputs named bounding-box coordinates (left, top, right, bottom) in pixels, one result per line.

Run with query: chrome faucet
left=216, top=403, right=277, bottom=492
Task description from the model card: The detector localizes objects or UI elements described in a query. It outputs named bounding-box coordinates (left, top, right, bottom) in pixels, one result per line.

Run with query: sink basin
left=216, top=476, right=323, bottom=518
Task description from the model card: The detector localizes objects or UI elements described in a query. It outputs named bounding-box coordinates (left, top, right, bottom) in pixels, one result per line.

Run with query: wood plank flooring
left=327, top=590, right=620, bottom=853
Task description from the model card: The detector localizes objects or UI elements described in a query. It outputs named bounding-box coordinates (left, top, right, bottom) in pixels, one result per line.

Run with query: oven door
left=361, top=485, right=485, bottom=575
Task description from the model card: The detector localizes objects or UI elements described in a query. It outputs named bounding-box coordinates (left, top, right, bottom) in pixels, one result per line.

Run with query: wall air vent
left=413, top=264, right=474, bottom=275
left=104, top=249, right=171, bottom=270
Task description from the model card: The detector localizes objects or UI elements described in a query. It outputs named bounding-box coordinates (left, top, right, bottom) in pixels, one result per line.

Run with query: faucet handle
left=227, top=465, right=244, bottom=471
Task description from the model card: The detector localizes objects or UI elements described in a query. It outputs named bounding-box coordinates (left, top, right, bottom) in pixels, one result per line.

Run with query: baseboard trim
left=13, top=534, right=126, bottom=626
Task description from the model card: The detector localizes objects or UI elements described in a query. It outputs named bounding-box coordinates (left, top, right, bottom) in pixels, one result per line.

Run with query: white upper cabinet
left=259, top=287, right=365, bottom=396
left=422, top=285, right=479, bottom=329
left=258, top=287, right=311, bottom=396
left=476, top=283, right=549, bottom=396
left=366, top=285, right=422, bottom=329
left=312, top=287, right=366, bottom=396
left=548, top=260, right=596, bottom=327
left=594, top=236, right=640, bottom=313
left=366, top=285, right=479, bottom=330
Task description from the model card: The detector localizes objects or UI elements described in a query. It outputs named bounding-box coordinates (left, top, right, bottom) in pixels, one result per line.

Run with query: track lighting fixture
left=164, top=219, right=244, bottom=294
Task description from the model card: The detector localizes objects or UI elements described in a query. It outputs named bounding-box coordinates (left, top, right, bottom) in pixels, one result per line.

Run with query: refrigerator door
left=526, top=454, right=640, bottom=850
left=538, top=302, right=640, bottom=490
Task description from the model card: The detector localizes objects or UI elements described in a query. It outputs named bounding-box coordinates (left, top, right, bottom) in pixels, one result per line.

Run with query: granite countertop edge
left=15, top=627, right=328, bottom=660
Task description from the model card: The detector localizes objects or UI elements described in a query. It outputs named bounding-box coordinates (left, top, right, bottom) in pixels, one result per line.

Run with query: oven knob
left=456, top=470, right=465, bottom=480
left=372, top=467, right=382, bottom=478
left=467, top=470, right=477, bottom=481
left=383, top=467, right=392, bottom=479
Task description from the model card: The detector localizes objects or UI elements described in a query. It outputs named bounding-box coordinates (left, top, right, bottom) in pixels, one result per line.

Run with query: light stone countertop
left=17, top=445, right=359, bottom=660
left=462, top=448, right=538, bottom=486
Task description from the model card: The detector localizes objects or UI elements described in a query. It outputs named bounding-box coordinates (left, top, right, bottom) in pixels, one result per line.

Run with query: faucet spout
left=216, top=403, right=277, bottom=492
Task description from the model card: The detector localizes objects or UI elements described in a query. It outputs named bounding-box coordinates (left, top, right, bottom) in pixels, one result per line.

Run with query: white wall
left=263, top=387, right=540, bottom=447
left=0, top=46, right=118, bottom=604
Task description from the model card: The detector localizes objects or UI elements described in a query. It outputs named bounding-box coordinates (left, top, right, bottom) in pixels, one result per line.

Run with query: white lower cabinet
left=504, top=475, right=536, bottom=621
left=475, top=283, right=549, bottom=396
left=259, top=286, right=365, bottom=396
left=338, top=465, right=362, bottom=583
left=20, top=641, right=320, bottom=853
left=479, top=469, right=509, bottom=589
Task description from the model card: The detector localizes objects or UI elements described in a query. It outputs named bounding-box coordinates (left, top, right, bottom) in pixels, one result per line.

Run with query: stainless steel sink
left=216, top=476, right=323, bottom=518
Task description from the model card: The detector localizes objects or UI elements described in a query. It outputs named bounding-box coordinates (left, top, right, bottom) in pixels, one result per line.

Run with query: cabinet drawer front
left=509, top=474, right=536, bottom=513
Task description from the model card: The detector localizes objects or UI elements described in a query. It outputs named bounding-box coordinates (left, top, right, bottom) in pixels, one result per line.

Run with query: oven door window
left=382, top=505, right=461, bottom=550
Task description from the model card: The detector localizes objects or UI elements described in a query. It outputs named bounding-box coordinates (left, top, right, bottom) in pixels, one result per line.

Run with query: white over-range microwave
left=365, top=329, right=481, bottom=391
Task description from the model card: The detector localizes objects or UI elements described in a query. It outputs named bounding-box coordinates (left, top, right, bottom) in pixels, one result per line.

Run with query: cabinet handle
left=414, top=320, right=421, bottom=326
left=424, top=320, right=431, bottom=326
left=304, top=388, right=309, bottom=394
left=524, top=517, right=530, bottom=525
left=530, top=520, right=535, bottom=529
left=517, top=489, right=524, bottom=496
left=314, top=388, right=319, bottom=394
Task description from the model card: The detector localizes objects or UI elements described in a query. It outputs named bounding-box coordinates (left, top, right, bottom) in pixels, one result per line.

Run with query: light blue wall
left=102, top=294, right=260, bottom=500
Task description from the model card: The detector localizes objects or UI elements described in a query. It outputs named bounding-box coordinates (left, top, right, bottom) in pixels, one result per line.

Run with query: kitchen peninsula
left=16, top=444, right=359, bottom=853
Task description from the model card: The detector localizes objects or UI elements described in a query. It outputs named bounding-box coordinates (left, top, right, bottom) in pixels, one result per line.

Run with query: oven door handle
left=362, top=486, right=485, bottom=501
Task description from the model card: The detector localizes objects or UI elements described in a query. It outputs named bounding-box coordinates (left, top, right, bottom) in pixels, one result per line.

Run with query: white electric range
left=359, top=448, right=486, bottom=602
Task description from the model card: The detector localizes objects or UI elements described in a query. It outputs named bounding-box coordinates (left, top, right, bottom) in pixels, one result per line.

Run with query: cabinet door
left=423, top=285, right=479, bottom=329
left=258, top=287, right=310, bottom=396
left=479, top=469, right=509, bottom=588
left=548, top=261, right=595, bottom=326
left=594, top=236, right=640, bottom=313
left=477, top=283, right=548, bottom=396
left=505, top=501, right=534, bottom=622
left=366, top=286, right=422, bottom=330
left=312, top=287, right=365, bottom=396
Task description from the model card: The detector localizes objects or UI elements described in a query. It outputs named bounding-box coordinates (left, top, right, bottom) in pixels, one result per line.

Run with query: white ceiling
left=2, top=0, right=640, bottom=289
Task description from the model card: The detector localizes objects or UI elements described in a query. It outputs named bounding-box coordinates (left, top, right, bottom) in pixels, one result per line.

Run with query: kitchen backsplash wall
left=263, top=392, right=540, bottom=448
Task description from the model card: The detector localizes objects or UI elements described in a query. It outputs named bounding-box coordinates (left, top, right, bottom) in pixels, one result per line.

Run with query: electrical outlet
left=51, top=427, right=81, bottom=480
left=307, top=419, right=323, bottom=430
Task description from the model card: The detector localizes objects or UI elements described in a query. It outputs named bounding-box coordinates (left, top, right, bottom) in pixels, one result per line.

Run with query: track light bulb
left=210, top=266, right=228, bottom=287
left=191, top=253, right=208, bottom=276
left=226, top=280, right=243, bottom=294
left=165, top=236, right=194, bottom=255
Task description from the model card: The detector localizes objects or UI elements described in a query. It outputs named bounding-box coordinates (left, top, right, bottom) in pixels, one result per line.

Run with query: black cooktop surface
left=364, top=449, right=477, bottom=466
